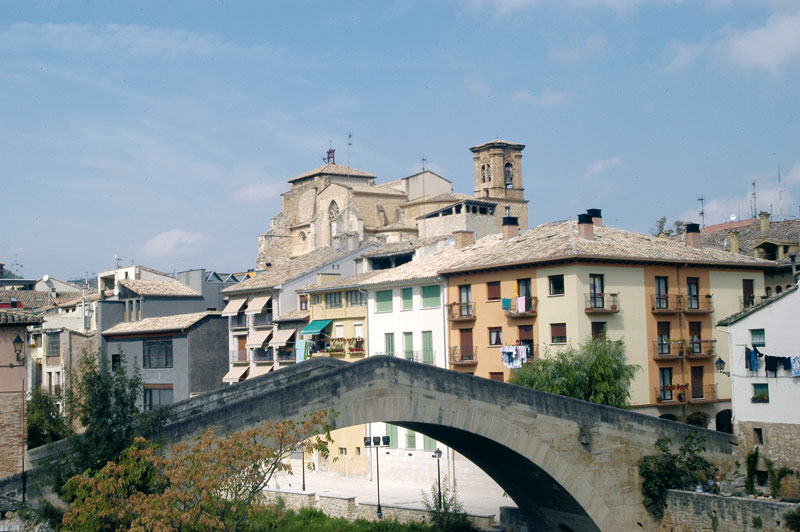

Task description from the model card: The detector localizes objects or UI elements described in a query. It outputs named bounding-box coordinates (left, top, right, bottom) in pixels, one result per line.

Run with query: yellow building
left=439, top=213, right=776, bottom=426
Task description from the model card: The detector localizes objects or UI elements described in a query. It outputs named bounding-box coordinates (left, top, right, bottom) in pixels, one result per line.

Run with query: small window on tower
left=504, top=163, right=513, bottom=188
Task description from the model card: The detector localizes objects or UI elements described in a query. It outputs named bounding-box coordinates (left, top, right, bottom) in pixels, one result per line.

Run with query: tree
left=27, top=388, right=69, bottom=449
left=651, top=217, right=687, bottom=237
left=509, top=336, right=640, bottom=409
left=639, top=431, right=719, bottom=518
left=61, top=410, right=336, bottom=532
left=421, top=475, right=477, bottom=532
left=651, top=216, right=668, bottom=236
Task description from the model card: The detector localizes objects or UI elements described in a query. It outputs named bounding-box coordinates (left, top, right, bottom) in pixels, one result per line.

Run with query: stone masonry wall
left=736, top=421, right=800, bottom=467
left=0, top=393, right=23, bottom=478
left=660, top=490, right=799, bottom=532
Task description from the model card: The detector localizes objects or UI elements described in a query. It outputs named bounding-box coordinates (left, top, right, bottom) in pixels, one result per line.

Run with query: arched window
left=486, top=164, right=492, bottom=182
left=504, top=163, right=513, bottom=188
left=481, top=164, right=486, bottom=183
left=776, top=286, right=783, bottom=294
left=765, top=287, right=772, bottom=297
left=328, top=201, right=339, bottom=221
left=299, top=231, right=306, bottom=241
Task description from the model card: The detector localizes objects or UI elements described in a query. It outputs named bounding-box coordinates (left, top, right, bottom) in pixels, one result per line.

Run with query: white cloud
left=585, top=157, right=624, bottom=177
left=0, top=22, right=273, bottom=58
left=718, top=10, right=800, bottom=74
left=230, top=183, right=284, bottom=204
left=142, top=229, right=205, bottom=258
left=512, top=89, right=571, bottom=108
left=663, top=39, right=706, bottom=71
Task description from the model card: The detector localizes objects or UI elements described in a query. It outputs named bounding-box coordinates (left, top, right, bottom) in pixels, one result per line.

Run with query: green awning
left=300, top=319, right=332, bottom=335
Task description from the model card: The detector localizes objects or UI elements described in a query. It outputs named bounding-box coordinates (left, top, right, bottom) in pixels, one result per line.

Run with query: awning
left=247, top=365, right=273, bottom=380
left=245, top=296, right=271, bottom=315
left=222, top=365, right=249, bottom=383
left=245, top=328, right=273, bottom=348
left=300, top=319, right=332, bottom=335
left=269, top=328, right=296, bottom=348
left=221, top=298, right=247, bottom=317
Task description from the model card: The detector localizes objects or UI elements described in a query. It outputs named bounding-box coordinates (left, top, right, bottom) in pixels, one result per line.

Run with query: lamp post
left=715, top=356, right=730, bottom=376
left=11, top=333, right=25, bottom=503
left=364, top=434, right=390, bottom=519
left=301, top=448, right=306, bottom=492
left=433, top=448, right=442, bottom=510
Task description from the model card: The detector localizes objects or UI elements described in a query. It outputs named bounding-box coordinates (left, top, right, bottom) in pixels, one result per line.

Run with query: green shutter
left=386, top=424, right=398, bottom=448
left=404, top=332, right=413, bottom=359
left=422, top=331, right=434, bottom=364
left=422, top=285, right=440, bottom=308
left=406, top=430, right=416, bottom=449
left=402, top=287, right=413, bottom=310
left=423, top=435, right=436, bottom=451
left=384, top=333, right=394, bottom=356
left=376, top=290, right=393, bottom=312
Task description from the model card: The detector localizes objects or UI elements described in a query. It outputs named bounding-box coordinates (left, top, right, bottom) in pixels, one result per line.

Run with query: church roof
left=469, top=139, right=525, bottom=152
left=288, top=163, right=376, bottom=183
left=401, top=192, right=472, bottom=207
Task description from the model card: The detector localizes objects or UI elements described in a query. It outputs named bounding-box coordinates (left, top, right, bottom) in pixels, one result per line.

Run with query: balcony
left=684, top=295, right=713, bottom=314
left=251, top=312, right=273, bottom=327
left=449, top=346, right=478, bottom=366
left=374, top=351, right=395, bottom=357
left=447, top=302, right=476, bottom=321
left=584, top=293, right=620, bottom=314
left=689, top=384, right=718, bottom=403
left=652, top=341, right=683, bottom=360
left=651, top=295, right=682, bottom=314
left=276, top=349, right=296, bottom=365
left=253, top=348, right=273, bottom=364
left=399, top=350, right=436, bottom=364
left=654, top=385, right=689, bottom=404
left=47, top=384, right=62, bottom=397
left=504, top=296, right=538, bottom=318
left=685, top=339, right=716, bottom=359
left=229, top=349, right=250, bottom=364
left=230, top=314, right=248, bottom=329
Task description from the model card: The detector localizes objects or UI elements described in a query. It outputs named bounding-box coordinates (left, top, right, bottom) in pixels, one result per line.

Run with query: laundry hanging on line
left=500, top=345, right=529, bottom=369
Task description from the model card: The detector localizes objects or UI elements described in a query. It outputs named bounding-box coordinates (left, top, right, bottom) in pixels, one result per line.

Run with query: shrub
left=421, top=475, right=478, bottom=532
left=745, top=447, right=759, bottom=495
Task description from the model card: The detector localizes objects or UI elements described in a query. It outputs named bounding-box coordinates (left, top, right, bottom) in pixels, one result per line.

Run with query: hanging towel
left=502, top=298, right=512, bottom=310
left=745, top=347, right=752, bottom=370
left=500, top=346, right=516, bottom=368
left=517, top=296, right=526, bottom=313
left=792, top=356, right=800, bottom=377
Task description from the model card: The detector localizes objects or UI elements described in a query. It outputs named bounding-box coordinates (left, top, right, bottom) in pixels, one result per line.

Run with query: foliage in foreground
left=421, top=475, right=478, bottom=532
left=786, top=506, right=800, bottom=532
left=509, top=335, right=640, bottom=409
left=249, top=506, right=434, bottom=532
left=638, top=431, right=719, bottom=518
left=26, top=388, right=69, bottom=449
left=59, top=410, right=336, bottom=532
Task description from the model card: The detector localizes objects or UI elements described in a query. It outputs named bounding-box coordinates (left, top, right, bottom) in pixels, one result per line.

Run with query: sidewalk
left=267, top=461, right=515, bottom=521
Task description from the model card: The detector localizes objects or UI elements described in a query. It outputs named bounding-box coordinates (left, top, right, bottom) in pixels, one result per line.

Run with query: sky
left=2, top=0, right=800, bottom=282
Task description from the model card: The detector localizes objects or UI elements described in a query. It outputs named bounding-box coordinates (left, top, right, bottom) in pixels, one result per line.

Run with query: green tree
left=651, top=216, right=668, bottom=236
left=509, top=336, right=640, bottom=409
left=421, top=475, right=478, bottom=532
left=27, top=388, right=69, bottom=449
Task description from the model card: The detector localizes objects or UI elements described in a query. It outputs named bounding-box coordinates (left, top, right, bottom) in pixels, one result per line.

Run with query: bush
left=421, top=476, right=478, bottom=532
left=786, top=506, right=800, bottom=532
left=746, top=447, right=759, bottom=495
left=27, top=388, right=69, bottom=449
left=684, top=411, right=709, bottom=428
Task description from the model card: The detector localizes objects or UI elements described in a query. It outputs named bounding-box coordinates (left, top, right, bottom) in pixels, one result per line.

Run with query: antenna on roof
left=347, top=133, right=352, bottom=169
left=698, top=196, right=705, bottom=229
left=11, top=254, right=23, bottom=277
left=750, top=180, right=758, bottom=219
left=421, top=157, right=427, bottom=172
left=323, top=142, right=335, bottom=164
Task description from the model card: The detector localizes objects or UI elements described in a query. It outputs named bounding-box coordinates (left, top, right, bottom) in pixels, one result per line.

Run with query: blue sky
left=2, top=0, right=799, bottom=281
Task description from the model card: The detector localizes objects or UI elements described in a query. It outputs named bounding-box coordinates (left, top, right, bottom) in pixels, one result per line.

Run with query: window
left=339, top=447, right=347, bottom=456
left=314, top=294, right=321, bottom=305
left=384, top=333, right=395, bottom=356
left=655, top=276, right=668, bottom=309
left=111, top=353, right=121, bottom=372
left=325, top=292, right=342, bottom=309
left=354, top=323, right=363, bottom=339
left=422, top=331, right=434, bottom=364
left=489, top=372, right=504, bottom=382
left=458, top=285, right=472, bottom=316
left=421, top=285, right=441, bottom=308
left=403, top=332, right=414, bottom=359
left=551, top=323, right=567, bottom=344
left=750, top=329, right=765, bottom=347
left=143, top=339, right=173, bottom=369
left=591, top=322, right=606, bottom=339
left=385, top=423, right=398, bottom=448
left=406, top=430, right=416, bottom=449
left=687, top=277, right=699, bottom=309
left=46, top=332, right=60, bottom=357
left=402, top=287, right=413, bottom=310
left=517, top=278, right=531, bottom=298
left=334, top=323, right=344, bottom=339
left=376, top=290, right=393, bottom=312
left=489, top=327, right=503, bottom=346
left=423, top=435, right=436, bottom=451
left=143, top=386, right=173, bottom=411
left=657, top=322, right=671, bottom=354
left=753, top=427, right=763, bottom=444
left=659, top=368, right=673, bottom=401
left=689, top=322, right=701, bottom=354
left=299, top=294, right=309, bottom=311
left=589, top=274, right=604, bottom=308
left=347, top=290, right=364, bottom=307
left=487, top=281, right=501, bottom=301
left=743, top=279, right=754, bottom=308
left=752, top=383, right=769, bottom=403
left=549, top=275, right=565, bottom=296
left=504, top=163, right=513, bottom=188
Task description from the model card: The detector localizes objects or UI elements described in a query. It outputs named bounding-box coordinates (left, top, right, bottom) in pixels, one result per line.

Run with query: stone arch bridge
left=30, top=356, right=735, bottom=531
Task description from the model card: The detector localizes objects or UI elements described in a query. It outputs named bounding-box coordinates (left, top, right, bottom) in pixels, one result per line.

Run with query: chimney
left=453, top=230, right=476, bottom=248
left=586, top=208, right=603, bottom=227
left=577, top=214, right=594, bottom=240
left=502, top=216, right=520, bottom=240
left=685, top=223, right=701, bottom=248
left=759, top=211, right=770, bottom=232
left=728, top=230, right=739, bottom=254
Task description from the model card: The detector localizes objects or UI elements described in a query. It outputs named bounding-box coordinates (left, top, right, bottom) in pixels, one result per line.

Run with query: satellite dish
left=42, top=274, right=50, bottom=282
left=729, top=214, right=737, bottom=221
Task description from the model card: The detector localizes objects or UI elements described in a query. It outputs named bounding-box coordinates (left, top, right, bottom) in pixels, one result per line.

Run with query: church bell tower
left=470, top=140, right=528, bottom=230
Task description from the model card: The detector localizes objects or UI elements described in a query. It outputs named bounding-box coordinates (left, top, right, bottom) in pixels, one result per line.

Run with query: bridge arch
left=148, top=357, right=735, bottom=532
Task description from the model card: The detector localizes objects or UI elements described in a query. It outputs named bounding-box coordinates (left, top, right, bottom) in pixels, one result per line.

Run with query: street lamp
left=432, top=448, right=443, bottom=510
left=715, top=357, right=730, bottom=376
left=364, top=434, right=391, bottom=519
left=13, top=333, right=24, bottom=362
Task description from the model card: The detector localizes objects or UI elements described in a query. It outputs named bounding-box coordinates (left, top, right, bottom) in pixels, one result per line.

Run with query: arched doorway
left=715, top=409, right=733, bottom=434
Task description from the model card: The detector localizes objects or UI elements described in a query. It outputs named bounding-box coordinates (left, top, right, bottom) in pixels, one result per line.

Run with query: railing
left=685, top=339, right=716, bottom=358
left=447, top=302, right=476, bottom=321
left=374, top=351, right=395, bottom=357
left=399, top=350, right=436, bottom=364
left=276, top=350, right=295, bottom=363
left=504, top=296, right=538, bottom=317
left=584, top=293, right=620, bottom=313
left=739, top=296, right=756, bottom=311
left=651, top=295, right=682, bottom=313
left=684, top=295, right=713, bottom=313
left=229, top=349, right=250, bottom=364
left=253, top=348, right=273, bottom=363
left=449, top=346, right=478, bottom=365
left=655, top=385, right=689, bottom=403
left=689, top=384, right=718, bottom=402
left=251, top=312, right=273, bottom=327
left=652, top=341, right=683, bottom=359
left=230, top=314, right=248, bottom=329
